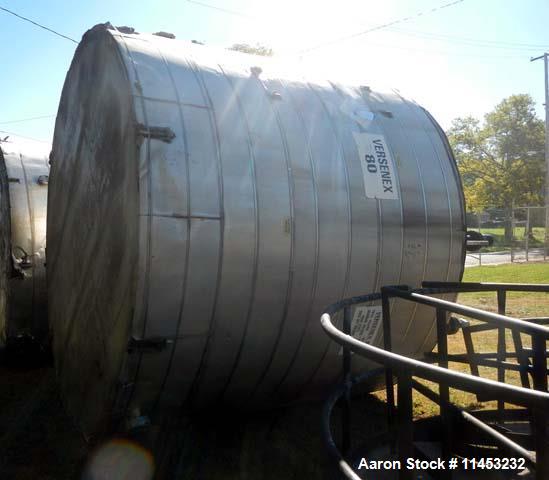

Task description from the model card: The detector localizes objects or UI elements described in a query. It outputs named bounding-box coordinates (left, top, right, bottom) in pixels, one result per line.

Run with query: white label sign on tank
left=338, top=305, right=382, bottom=355
left=351, top=305, right=383, bottom=344
left=353, top=132, right=399, bottom=200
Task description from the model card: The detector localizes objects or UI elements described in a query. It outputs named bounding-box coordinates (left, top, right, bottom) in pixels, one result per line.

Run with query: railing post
left=511, top=329, right=531, bottom=389
left=397, top=370, right=413, bottom=480
left=531, top=334, right=548, bottom=480
left=526, top=208, right=530, bottom=262
left=461, top=325, right=480, bottom=378
left=543, top=205, right=549, bottom=262
left=381, top=288, right=396, bottom=453
left=496, top=290, right=507, bottom=423
left=342, top=305, right=352, bottom=456
left=478, top=213, right=482, bottom=266
left=436, top=307, right=452, bottom=476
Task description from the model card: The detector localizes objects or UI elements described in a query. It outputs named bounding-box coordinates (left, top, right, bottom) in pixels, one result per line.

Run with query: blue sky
left=0, top=0, right=548, bottom=145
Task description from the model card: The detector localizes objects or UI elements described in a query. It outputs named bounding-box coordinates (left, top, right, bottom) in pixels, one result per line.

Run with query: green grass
left=462, top=262, right=549, bottom=283
left=374, top=262, right=549, bottom=418
left=461, top=262, right=549, bottom=315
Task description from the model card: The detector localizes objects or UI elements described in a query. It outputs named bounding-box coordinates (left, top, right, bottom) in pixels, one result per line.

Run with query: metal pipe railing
left=422, top=281, right=549, bottom=293
left=384, top=286, right=549, bottom=337
left=321, top=313, right=549, bottom=409
left=321, top=369, right=385, bottom=480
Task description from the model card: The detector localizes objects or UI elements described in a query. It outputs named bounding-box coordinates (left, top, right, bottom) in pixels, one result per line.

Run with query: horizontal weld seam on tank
left=138, top=213, right=221, bottom=220
left=127, top=333, right=214, bottom=344
left=132, top=94, right=211, bottom=110
left=127, top=336, right=171, bottom=353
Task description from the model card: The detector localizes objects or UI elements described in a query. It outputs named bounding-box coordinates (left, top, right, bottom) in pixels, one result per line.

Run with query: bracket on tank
left=11, top=246, right=33, bottom=279
left=127, top=336, right=171, bottom=354
left=136, top=124, right=176, bottom=143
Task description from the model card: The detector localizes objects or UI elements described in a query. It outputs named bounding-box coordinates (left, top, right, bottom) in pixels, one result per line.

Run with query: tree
left=447, top=94, right=545, bottom=239
left=228, top=43, right=274, bottom=57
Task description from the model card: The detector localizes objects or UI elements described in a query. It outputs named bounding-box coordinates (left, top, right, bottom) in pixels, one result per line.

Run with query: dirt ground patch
left=0, top=360, right=89, bottom=479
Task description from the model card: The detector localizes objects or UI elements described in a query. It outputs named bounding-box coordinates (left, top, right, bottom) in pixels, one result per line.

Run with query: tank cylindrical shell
left=0, top=140, right=49, bottom=344
left=48, top=24, right=465, bottom=434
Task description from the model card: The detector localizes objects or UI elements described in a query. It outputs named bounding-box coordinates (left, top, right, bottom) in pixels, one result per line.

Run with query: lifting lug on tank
left=127, top=336, right=171, bottom=354
left=153, top=31, right=175, bottom=39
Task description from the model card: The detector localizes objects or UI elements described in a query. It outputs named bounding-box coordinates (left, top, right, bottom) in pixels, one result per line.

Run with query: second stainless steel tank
left=0, top=139, right=49, bottom=345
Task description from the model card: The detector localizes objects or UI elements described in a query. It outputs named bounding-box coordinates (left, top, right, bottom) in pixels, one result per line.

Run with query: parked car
left=466, top=230, right=494, bottom=252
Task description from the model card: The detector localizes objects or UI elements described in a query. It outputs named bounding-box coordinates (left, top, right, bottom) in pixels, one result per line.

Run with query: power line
left=386, top=27, right=549, bottom=52
left=299, top=0, right=466, bottom=54
left=0, top=114, right=55, bottom=125
left=0, top=130, right=50, bottom=144
left=184, top=0, right=534, bottom=58
left=0, top=5, right=78, bottom=43
left=186, top=0, right=256, bottom=19
left=390, top=26, right=549, bottom=49
left=327, top=39, right=529, bottom=59
left=530, top=53, right=549, bottom=214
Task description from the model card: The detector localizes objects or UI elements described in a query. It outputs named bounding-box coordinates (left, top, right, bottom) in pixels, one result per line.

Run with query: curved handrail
left=385, top=286, right=549, bottom=337
left=323, top=283, right=549, bottom=337
left=321, top=369, right=385, bottom=480
left=321, top=313, right=549, bottom=409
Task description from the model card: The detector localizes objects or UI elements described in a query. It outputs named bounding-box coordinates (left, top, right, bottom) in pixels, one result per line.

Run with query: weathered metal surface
left=0, top=140, right=49, bottom=345
left=48, top=23, right=466, bottom=435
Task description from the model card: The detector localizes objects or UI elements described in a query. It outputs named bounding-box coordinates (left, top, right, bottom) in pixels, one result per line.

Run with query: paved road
left=465, top=248, right=547, bottom=267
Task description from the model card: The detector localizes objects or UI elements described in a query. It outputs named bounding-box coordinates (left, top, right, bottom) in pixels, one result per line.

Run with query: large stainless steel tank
left=0, top=140, right=49, bottom=345
left=48, top=24, right=465, bottom=434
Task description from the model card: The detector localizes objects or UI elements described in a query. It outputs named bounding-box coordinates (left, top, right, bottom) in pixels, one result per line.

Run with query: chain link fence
left=466, top=206, right=549, bottom=267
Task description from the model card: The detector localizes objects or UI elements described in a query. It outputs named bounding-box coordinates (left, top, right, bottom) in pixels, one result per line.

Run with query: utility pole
left=531, top=53, right=549, bottom=203
left=531, top=53, right=549, bottom=253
